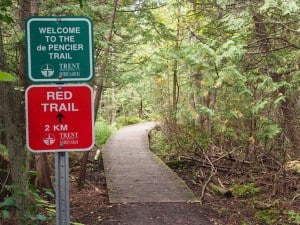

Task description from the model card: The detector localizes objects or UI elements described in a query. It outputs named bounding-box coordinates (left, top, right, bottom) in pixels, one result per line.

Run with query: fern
left=252, top=99, right=270, bottom=115
left=221, top=14, right=247, bottom=31
left=260, top=0, right=299, bottom=15
left=281, top=0, right=299, bottom=15
left=198, top=105, right=215, bottom=117
left=257, top=124, right=281, bottom=141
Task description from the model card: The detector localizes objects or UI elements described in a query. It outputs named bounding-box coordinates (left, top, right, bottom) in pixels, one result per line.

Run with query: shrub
left=94, top=121, right=114, bottom=146
left=231, top=183, right=260, bottom=198
left=116, top=116, right=143, bottom=127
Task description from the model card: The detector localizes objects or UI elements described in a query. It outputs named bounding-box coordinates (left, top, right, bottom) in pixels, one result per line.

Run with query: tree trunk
left=110, top=82, right=117, bottom=123
left=0, top=28, right=8, bottom=71
left=252, top=12, right=300, bottom=159
left=77, top=0, right=119, bottom=190
left=27, top=0, right=54, bottom=193
left=1, top=85, right=28, bottom=224
left=189, top=71, right=202, bottom=127
left=279, top=98, right=300, bottom=158
left=171, top=5, right=181, bottom=124
left=0, top=1, right=32, bottom=223
left=0, top=27, right=8, bottom=145
left=35, top=154, right=54, bottom=191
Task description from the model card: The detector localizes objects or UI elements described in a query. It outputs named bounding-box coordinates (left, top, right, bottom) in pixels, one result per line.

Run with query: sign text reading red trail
left=25, top=85, right=94, bottom=152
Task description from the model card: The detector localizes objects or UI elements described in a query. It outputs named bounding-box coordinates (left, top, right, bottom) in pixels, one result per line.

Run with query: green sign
left=26, top=16, right=94, bottom=83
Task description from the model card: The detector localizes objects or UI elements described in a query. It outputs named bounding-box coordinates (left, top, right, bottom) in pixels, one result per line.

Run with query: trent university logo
left=41, top=64, right=54, bottom=77
left=43, top=133, right=55, bottom=146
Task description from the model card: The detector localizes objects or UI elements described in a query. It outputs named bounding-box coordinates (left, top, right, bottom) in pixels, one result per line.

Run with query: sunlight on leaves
left=0, top=71, right=16, bottom=82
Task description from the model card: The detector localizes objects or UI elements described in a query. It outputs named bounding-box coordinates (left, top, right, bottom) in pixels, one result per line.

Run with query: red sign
left=26, top=84, right=94, bottom=152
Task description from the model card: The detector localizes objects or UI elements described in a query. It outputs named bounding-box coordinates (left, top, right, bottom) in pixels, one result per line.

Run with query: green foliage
left=0, top=71, right=16, bottom=82
left=231, top=183, right=260, bottom=198
left=149, top=127, right=177, bottom=161
left=0, top=195, right=14, bottom=219
left=260, top=0, right=299, bottom=15
left=25, top=187, right=55, bottom=223
left=116, top=116, right=143, bottom=127
left=287, top=210, right=300, bottom=224
left=0, top=144, right=8, bottom=160
left=94, top=120, right=114, bottom=146
left=0, top=195, right=15, bottom=208
left=256, top=121, right=281, bottom=142
left=0, top=0, right=13, bottom=23
left=252, top=99, right=270, bottom=115
left=0, top=187, right=55, bottom=223
left=255, top=209, right=280, bottom=225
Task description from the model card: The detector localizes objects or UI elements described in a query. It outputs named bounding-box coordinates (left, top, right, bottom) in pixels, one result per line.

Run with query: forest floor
left=1, top=133, right=299, bottom=224
left=69, top=150, right=300, bottom=225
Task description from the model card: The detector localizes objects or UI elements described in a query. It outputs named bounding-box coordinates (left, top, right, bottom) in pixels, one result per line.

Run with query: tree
left=144, top=0, right=300, bottom=162
left=78, top=0, right=119, bottom=190
left=249, top=1, right=300, bottom=159
left=0, top=0, right=30, bottom=223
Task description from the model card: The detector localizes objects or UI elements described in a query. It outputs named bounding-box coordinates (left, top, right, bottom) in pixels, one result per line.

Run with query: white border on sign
left=25, top=84, right=95, bottom=152
left=26, top=17, right=94, bottom=82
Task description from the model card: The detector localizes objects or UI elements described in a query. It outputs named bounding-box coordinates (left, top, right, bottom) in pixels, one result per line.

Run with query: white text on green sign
left=26, top=17, right=94, bottom=83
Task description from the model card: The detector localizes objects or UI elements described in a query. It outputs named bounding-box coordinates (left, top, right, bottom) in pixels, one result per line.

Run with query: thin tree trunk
left=253, top=12, right=300, bottom=158
left=0, top=16, right=12, bottom=204
left=110, top=82, right=117, bottom=123
left=27, top=0, right=54, bottom=193
left=170, top=3, right=181, bottom=124
left=78, top=0, right=119, bottom=190
left=0, top=28, right=8, bottom=145
left=190, top=71, right=202, bottom=127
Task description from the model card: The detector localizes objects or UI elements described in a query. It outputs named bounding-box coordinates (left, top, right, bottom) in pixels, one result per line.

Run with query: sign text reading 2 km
left=26, top=17, right=94, bottom=83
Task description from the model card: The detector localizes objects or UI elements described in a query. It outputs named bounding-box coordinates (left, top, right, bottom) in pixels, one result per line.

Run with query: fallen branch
left=181, top=155, right=242, bottom=175
left=212, top=147, right=242, bottom=163
left=201, top=167, right=216, bottom=201
left=291, top=192, right=300, bottom=203
left=207, top=182, right=233, bottom=198
left=200, top=151, right=217, bottom=202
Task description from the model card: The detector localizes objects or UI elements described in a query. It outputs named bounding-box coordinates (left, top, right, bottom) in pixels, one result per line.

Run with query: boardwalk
left=102, top=122, right=197, bottom=203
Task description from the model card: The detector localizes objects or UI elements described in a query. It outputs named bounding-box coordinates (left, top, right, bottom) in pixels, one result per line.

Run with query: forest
left=0, top=0, right=299, bottom=224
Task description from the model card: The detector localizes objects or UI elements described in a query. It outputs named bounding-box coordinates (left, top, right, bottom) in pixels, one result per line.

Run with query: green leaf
left=0, top=0, right=13, bottom=23
left=0, top=71, right=16, bottom=82
left=258, top=124, right=281, bottom=140
left=198, top=105, right=215, bottom=117
left=281, top=0, right=299, bottom=15
left=0, top=196, right=15, bottom=208
left=274, top=95, right=286, bottom=107
left=0, top=144, right=9, bottom=160
left=252, top=99, right=270, bottom=115
left=1, top=209, right=10, bottom=218
left=0, top=0, right=12, bottom=8
left=0, top=14, right=13, bottom=23
left=259, top=0, right=277, bottom=12
left=31, top=214, right=48, bottom=221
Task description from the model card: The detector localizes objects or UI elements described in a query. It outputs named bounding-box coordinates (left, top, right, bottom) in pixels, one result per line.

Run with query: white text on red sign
left=41, top=91, right=79, bottom=112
